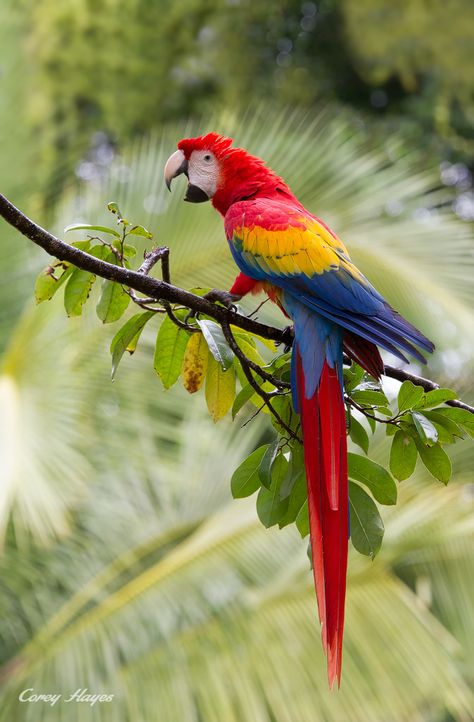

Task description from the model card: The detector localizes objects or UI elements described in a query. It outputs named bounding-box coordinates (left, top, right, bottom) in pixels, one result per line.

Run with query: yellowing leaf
left=231, top=327, right=276, bottom=352
left=34, top=261, right=72, bottom=303
left=205, top=355, right=236, bottom=422
left=181, top=333, right=208, bottom=394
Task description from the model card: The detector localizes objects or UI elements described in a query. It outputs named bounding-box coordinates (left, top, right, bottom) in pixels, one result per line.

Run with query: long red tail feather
left=297, top=355, right=348, bottom=688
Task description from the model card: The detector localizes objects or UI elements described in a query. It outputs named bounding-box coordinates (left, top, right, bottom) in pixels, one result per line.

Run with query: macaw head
left=164, top=132, right=233, bottom=204
left=164, top=132, right=296, bottom=215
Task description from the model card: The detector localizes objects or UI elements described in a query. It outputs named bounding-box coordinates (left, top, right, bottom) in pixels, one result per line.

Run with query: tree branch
left=1, top=192, right=473, bottom=416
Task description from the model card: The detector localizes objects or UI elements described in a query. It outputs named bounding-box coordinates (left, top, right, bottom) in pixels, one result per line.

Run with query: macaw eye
left=204, top=154, right=212, bottom=161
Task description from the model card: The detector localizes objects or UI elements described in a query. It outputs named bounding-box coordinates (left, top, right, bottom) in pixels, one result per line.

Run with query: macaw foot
left=276, top=325, right=294, bottom=353
left=186, top=289, right=241, bottom=322
left=203, top=288, right=241, bottom=310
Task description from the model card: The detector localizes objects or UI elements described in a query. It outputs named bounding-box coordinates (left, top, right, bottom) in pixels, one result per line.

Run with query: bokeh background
left=1, top=1, right=474, bottom=720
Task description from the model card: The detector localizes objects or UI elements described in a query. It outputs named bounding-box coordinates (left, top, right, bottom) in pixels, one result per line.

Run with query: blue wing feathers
left=229, top=232, right=434, bottom=366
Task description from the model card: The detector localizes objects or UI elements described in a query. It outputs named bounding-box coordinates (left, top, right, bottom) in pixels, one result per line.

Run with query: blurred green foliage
left=342, top=0, right=474, bottom=151
left=19, top=0, right=474, bottom=202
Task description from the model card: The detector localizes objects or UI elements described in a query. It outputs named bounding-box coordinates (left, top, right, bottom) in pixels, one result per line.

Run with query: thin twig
left=138, top=246, right=170, bottom=278
left=241, top=403, right=266, bottom=428
left=221, top=320, right=300, bottom=440
left=247, top=297, right=270, bottom=319
left=382, top=363, right=474, bottom=413
left=346, top=397, right=401, bottom=426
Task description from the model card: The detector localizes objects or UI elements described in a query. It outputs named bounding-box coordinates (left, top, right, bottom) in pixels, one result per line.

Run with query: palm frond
left=1, top=470, right=473, bottom=722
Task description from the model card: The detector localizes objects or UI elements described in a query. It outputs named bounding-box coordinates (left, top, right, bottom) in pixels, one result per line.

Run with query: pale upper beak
left=164, top=149, right=188, bottom=191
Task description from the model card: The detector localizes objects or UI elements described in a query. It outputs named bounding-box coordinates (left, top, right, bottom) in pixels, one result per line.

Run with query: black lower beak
left=184, top=184, right=210, bottom=203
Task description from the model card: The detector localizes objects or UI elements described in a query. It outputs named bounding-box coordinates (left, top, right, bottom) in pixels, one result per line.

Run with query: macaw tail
left=296, top=353, right=348, bottom=688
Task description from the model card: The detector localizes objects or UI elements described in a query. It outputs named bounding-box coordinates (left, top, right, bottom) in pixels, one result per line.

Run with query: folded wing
left=225, top=198, right=434, bottom=363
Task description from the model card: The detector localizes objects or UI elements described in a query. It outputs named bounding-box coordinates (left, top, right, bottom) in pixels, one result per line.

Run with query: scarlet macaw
left=164, top=133, right=434, bottom=687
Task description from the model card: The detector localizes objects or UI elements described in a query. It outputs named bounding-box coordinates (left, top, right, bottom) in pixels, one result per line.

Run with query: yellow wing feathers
left=234, top=217, right=361, bottom=280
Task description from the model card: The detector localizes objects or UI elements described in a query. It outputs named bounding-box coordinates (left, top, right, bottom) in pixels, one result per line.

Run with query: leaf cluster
left=33, top=203, right=474, bottom=563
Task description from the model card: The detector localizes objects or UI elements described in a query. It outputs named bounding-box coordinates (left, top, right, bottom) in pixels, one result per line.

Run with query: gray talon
left=276, top=325, right=294, bottom=352
left=204, top=289, right=241, bottom=309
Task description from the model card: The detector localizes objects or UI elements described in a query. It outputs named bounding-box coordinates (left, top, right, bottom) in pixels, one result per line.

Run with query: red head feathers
left=178, top=132, right=234, bottom=160
left=175, top=132, right=300, bottom=216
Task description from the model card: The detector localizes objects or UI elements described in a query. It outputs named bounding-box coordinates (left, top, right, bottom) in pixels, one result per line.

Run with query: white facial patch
left=187, top=150, right=219, bottom=198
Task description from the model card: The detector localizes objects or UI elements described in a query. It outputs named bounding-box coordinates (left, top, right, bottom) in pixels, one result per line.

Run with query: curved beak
left=164, top=147, right=211, bottom=203
left=164, top=149, right=188, bottom=191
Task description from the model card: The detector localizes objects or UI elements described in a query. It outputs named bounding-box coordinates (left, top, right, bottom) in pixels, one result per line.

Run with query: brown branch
left=1, top=192, right=473, bottom=416
left=138, top=246, right=170, bottom=280
left=380, top=364, right=474, bottom=413
left=0, top=193, right=286, bottom=342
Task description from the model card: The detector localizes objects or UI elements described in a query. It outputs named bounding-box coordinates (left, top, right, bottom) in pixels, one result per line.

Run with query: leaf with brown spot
left=182, top=333, right=208, bottom=394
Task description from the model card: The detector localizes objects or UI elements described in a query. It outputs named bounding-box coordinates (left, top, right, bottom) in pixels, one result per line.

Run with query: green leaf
left=64, top=223, right=121, bottom=238
left=349, top=481, right=384, bottom=558
left=230, top=445, right=267, bottom=498
left=258, top=438, right=279, bottom=489
left=344, top=363, right=365, bottom=392
left=295, top=500, right=309, bottom=538
left=205, top=355, right=236, bottom=422
left=390, top=430, right=417, bottom=481
left=71, top=240, right=92, bottom=250
left=96, top=279, right=130, bottom=323
left=280, top=444, right=304, bottom=499
left=181, top=333, right=208, bottom=394
left=376, top=406, right=393, bottom=416
left=348, top=453, right=397, bottom=505
left=112, top=240, right=137, bottom=258
left=366, top=415, right=376, bottom=434
left=411, top=411, right=439, bottom=446
left=436, top=407, right=474, bottom=438
left=269, top=394, right=297, bottom=434
left=107, top=201, right=127, bottom=224
left=197, top=319, right=234, bottom=370
left=88, top=244, right=110, bottom=260
left=64, top=268, right=96, bottom=316
left=231, top=382, right=256, bottom=418
left=234, top=335, right=265, bottom=366
left=232, top=327, right=276, bottom=353
left=349, top=415, right=369, bottom=454
left=414, top=439, right=452, bottom=483
left=354, top=381, right=383, bottom=392
left=128, top=224, right=153, bottom=239
left=416, top=416, right=454, bottom=444
left=110, top=311, right=155, bottom=379
left=256, top=453, right=290, bottom=528
left=419, top=388, right=457, bottom=408
left=188, top=287, right=212, bottom=297
left=34, top=262, right=72, bottom=303
left=279, top=470, right=307, bottom=528
left=397, top=380, right=425, bottom=412
left=154, top=316, right=190, bottom=389
left=423, top=410, right=465, bottom=441
left=351, top=389, right=389, bottom=406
